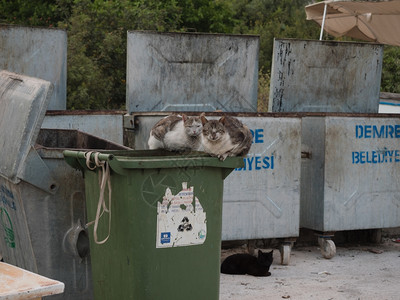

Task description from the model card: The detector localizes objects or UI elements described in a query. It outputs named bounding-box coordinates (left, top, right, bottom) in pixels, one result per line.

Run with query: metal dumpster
left=0, top=25, right=67, bottom=110
left=269, top=38, right=383, bottom=113
left=268, top=39, right=393, bottom=258
left=124, top=112, right=302, bottom=265
left=43, top=110, right=126, bottom=145
left=126, top=31, right=259, bottom=113
left=63, top=150, right=243, bottom=300
left=0, top=71, right=129, bottom=299
left=301, top=114, right=400, bottom=258
left=222, top=114, right=301, bottom=264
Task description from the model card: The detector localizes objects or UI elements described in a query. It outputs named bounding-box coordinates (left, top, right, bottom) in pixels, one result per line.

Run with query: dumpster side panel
left=21, top=158, right=93, bottom=299
left=42, top=114, right=124, bottom=145
left=300, top=117, right=326, bottom=231
left=222, top=117, right=301, bottom=240
left=127, top=31, right=259, bottom=113
left=0, top=161, right=93, bottom=300
left=0, top=179, right=37, bottom=272
left=323, top=117, right=400, bottom=231
left=0, top=71, right=52, bottom=186
left=0, top=25, right=67, bottom=110
left=269, top=39, right=383, bottom=113
left=85, top=164, right=226, bottom=300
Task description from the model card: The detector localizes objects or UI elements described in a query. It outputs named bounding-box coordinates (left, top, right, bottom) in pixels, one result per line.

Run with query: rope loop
left=84, top=151, right=112, bottom=245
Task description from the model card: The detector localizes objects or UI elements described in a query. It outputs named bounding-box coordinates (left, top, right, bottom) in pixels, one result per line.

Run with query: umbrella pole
left=319, top=2, right=328, bottom=40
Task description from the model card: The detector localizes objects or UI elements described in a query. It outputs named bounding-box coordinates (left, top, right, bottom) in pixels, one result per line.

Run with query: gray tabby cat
left=200, top=114, right=252, bottom=161
left=148, top=114, right=203, bottom=151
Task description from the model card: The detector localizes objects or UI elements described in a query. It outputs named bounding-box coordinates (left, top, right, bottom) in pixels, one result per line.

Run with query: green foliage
left=176, top=0, right=236, bottom=33
left=61, top=0, right=239, bottom=109
left=0, top=0, right=73, bottom=27
left=257, top=69, right=270, bottom=112
left=61, top=0, right=182, bottom=109
left=381, top=46, right=400, bottom=93
left=230, top=0, right=320, bottom=72
left=58, top=0, right=239, bottom=109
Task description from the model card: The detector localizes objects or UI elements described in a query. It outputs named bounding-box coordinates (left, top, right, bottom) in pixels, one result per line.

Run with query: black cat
left=220, top=250, right=273, bottom=277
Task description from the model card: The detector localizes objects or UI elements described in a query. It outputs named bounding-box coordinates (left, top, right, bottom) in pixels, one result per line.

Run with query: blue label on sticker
left=198, top=229, right=206, bottom=240
left=160, top=232, right=171, bottom=244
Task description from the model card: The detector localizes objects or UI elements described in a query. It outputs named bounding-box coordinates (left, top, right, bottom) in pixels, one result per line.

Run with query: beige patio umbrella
left=305, top=0, right=400, bottom=46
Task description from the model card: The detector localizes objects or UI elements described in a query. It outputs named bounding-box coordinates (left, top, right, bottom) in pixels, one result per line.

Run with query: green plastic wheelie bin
left=63, top=150, right=243, bottom=300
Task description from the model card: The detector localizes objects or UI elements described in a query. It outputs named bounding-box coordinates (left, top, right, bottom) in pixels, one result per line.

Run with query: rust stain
left=45, top=109, right=126, bottom=116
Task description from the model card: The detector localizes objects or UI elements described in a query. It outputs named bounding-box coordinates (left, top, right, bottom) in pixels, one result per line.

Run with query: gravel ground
left=220, top=238, right=400, bottom=300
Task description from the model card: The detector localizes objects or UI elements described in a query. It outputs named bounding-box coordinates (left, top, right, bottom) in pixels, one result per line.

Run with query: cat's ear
left=269, top=250, right=273, bottom=254
left=258, top=250, right=263, bottom=256
left=181, top=114, right=187, bottom=122
left=200, top=113, right=208, bottom=125
left=219, top=116, right=226, bottom=125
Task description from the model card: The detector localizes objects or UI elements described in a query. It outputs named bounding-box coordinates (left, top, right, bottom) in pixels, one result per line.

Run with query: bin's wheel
left=318, top=236, right=324, bottom=248
left=320, top=239, right=336, bottom=259
left=280, top=244, right=291, bottom=265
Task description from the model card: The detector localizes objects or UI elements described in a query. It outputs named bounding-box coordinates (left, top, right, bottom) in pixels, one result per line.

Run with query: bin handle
left=84, top=151, right=112, bottom=245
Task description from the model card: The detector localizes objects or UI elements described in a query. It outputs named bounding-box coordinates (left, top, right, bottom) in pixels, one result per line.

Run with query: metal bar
left=320, top=2, right=328, bottom=40
left=63, top=150, right=114, bottom=162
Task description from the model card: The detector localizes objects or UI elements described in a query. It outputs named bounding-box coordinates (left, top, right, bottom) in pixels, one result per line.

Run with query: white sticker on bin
left=156, top=182, right=207, bottom=248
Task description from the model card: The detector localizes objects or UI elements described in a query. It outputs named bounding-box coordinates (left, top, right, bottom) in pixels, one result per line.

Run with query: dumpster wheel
left=318, top=237, right=336, bottom=259
left=280, top=244, right=291, bottom=265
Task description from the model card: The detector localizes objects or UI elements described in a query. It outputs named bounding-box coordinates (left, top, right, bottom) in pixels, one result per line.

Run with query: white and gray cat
left=148, top=114, right=203, bottom=151
left=200, top=113, right=252, bottom=161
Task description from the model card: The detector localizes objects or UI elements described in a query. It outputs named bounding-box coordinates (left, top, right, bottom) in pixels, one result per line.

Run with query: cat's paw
left=218, top=153, right=228, bottom=161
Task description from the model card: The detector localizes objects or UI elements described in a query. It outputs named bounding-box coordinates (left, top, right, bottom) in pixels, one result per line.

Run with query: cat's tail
left=238, top=125, right=253, bottom=156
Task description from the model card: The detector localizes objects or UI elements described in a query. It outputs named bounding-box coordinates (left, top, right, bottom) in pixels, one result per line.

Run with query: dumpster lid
left=63, top=150, right=244, bottom=179
left=0, top=71, right=53, bottom=183
left=126, top=31, right=260, bottom=113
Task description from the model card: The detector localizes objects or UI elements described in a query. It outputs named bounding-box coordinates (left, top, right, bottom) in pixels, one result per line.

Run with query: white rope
left=84, top=151, right=112, bottom=245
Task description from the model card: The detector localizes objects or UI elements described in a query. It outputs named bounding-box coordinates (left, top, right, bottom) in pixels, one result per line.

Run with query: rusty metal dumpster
left=268, top=39, right=395, bottom=258
left=300, top=114, right=400, bottom=258
left=0, top=71, right=129, bottom=299
left=269, top=38, right=383, bottom=113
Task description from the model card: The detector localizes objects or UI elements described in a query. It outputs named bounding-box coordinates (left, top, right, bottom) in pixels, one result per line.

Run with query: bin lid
left=126, top=31, right=259, bottom=113
left=0, top=71, right=53, bottom=183
left=63, top=150, right=244, bottom=179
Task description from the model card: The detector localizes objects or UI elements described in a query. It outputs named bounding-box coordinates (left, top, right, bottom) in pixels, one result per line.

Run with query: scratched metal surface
left=269, top=38, right=383, bottom=113
left=126, top=31, right=259, bottom=113
left=128, top=113, right=302, bottom=241
left=300, top=116, right=400, bottom=232
left=0, top=25, right=67, bottom=110
left=0, top=171, right=92, bottom=300
left=222, top=117, right=301, bottom=240
left=43, top=112, right=125, bottom=145
left=0, top=71, right=53, bottom=187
